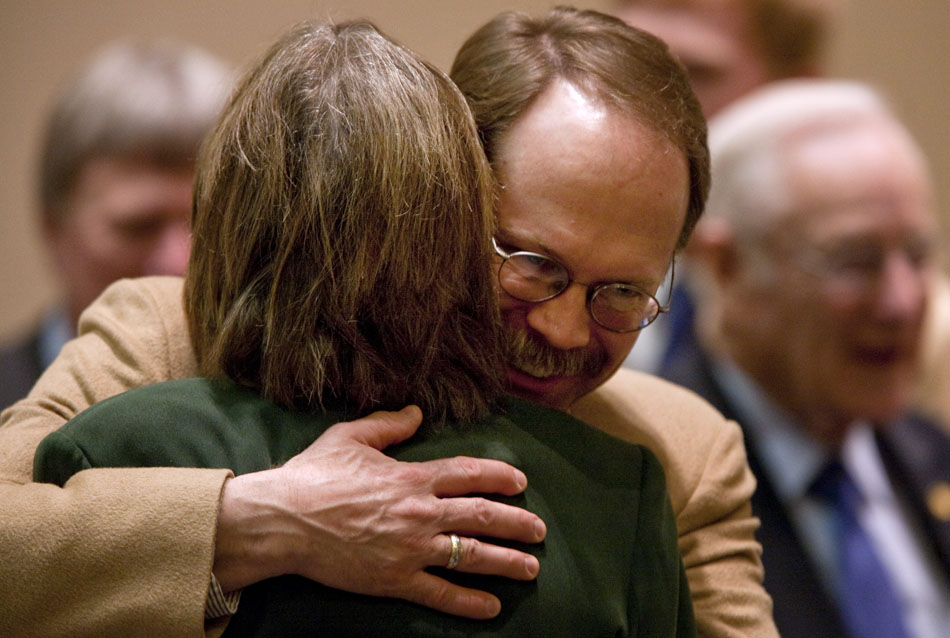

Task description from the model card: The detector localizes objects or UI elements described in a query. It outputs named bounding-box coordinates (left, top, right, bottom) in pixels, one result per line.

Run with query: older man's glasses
left=796, top=238, right=937, bottom=296
left=492, top=238, right=671, bottom=333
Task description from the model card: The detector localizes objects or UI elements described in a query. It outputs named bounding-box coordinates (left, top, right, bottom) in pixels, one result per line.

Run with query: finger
left=328, top=405, right=424, bottom=450
left=438, top=534, right=539, bottom=581
left=441, top=496, right=547, bottom=544
left=428, top=456, right=528, bottom=497
left=403, top=572, right=502, bottom=620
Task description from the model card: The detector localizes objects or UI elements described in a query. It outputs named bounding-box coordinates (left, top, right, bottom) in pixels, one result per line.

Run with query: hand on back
left=213, top=405, right=546, bottom=619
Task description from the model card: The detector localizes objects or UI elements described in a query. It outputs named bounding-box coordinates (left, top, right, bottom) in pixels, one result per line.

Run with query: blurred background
left=1, top=0, right=948, bottom=341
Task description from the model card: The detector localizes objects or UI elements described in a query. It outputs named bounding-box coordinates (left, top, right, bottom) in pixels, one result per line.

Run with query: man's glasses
left=795, top=238, right=937, bottom=296
left=492, top=237, right=672, bottom=333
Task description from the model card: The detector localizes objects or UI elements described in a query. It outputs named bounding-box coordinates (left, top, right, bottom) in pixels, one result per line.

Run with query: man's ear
left=688, top=217, right=741, bottom=286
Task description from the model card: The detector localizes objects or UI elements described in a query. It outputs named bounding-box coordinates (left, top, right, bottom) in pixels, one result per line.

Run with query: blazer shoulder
left=573, top=367, right=735, bottom=441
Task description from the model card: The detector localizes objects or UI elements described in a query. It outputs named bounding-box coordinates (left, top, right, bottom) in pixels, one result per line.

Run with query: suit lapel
left=662, top=338, right=849, bottom=637
left=876, top=415, right=950, bottom=576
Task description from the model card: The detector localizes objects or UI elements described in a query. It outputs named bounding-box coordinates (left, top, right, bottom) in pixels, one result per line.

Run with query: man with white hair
left=664, top=79, right=950, bottom=638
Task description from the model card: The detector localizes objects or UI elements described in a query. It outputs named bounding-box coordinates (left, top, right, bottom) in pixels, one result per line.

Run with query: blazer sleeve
left=0, top=276, right=226, bottom=638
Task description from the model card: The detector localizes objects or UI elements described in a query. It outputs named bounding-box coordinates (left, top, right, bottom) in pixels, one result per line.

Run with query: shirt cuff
left=205, top=572, right=242, bottom=619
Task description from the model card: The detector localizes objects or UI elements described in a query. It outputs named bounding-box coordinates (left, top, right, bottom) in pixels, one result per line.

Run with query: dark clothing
left=35, top=378, right=696, bottom=637
left=660, top=339, right=950, bottom=638
left=0, top=329, right=44, bottom=411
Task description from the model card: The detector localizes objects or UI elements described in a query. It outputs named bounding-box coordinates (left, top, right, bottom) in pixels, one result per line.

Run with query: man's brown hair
left=185, top=20, right=503, bottom=423
left=40, top=40, right=230, bottom=225
left=450, top=6, right=709, bottom=250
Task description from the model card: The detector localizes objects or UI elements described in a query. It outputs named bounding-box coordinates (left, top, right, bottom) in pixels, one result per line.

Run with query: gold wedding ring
left=446, top=533, right=463, bottom=570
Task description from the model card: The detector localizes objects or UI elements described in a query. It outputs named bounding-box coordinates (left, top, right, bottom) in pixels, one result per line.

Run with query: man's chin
left=505, top=366, right=584, bottom=410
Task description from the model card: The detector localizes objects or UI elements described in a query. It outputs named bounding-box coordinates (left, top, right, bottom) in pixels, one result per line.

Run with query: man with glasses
left=1, top=8, right=774, bottom=636
left=492, top=237, right=673, bottom=335
left=662, top=79, right=950, bottom=638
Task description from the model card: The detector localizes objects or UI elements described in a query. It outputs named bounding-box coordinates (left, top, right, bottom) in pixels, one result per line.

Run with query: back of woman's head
left=186, top=20, right=503, bottom=423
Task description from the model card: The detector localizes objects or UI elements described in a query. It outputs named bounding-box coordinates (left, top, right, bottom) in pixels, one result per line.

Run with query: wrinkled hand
left=213, top=405, right=546, bottom=619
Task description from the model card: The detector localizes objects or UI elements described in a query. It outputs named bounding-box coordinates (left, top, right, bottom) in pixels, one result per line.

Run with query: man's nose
left=525, top=283, right=592, bottom=350
left=145, top=220, right=191, bottom=276
left=873, top=252, right=928, bottom=321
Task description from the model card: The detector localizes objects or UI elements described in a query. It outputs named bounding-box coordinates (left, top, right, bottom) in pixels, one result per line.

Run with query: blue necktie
left=812, top=461, right=910, bottom=638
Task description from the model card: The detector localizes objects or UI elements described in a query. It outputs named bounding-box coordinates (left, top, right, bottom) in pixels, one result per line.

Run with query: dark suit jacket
left=0, top=327, right=44, bottom=411
left=660, top=334, right=950, bottom=638
left=35, top=378, right=696, bottom=637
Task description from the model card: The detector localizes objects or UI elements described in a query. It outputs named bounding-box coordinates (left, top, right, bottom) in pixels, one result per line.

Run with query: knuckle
left=453, top=456, right=484, bottom=483
left=370, top=570, right=405, bottom=597
left=389, top=496, right=438, bottom=525
left=391, top=462, right=431, bottom=488
left=421, top=579, right=455, bottom=610
left=461, top=537, right=482, bottom=566
left=470, top=498, right=494, bottom=527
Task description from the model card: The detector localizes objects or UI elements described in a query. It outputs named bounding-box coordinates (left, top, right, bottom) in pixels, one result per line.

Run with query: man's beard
left=502, top=324, right=607, bottom=379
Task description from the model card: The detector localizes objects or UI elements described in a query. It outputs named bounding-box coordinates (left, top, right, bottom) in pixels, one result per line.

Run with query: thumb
left=332, top=405, right=424, bottom=450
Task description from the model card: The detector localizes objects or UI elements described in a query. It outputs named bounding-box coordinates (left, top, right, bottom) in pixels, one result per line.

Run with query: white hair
left=705, top=79, right=903, bottom=244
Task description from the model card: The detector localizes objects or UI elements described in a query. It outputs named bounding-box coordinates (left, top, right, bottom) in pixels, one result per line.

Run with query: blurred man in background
left=666, top=79, right=950, bottom=638
left=614, top=0, right=833, bottom=373
left=613, top=0, right=830, bottom=118
left=0, top=40, right=230, bottom=409
left=614, top=0, right=950, bottom=438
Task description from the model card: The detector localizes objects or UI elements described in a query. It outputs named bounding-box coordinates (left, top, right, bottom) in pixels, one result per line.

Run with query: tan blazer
left=0, top=276, right=776, bottom=638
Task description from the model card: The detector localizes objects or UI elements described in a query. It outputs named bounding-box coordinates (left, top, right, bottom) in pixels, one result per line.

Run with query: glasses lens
left=499, top=252, right=569, bottom=302
left=591, top=284, right=660, bottom=332
left=801, top=238, right=936, bottom=296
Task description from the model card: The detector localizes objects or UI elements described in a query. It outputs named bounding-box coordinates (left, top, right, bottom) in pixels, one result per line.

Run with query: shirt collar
left=38, top=307, right=73, bottom=369
left=710, top=355, right=831, bottom=502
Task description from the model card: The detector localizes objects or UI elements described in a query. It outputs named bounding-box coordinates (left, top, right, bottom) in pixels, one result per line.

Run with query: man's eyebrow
left=497, top=229, right=665, bottom=289
left=494, top=232, right=561, bottom=262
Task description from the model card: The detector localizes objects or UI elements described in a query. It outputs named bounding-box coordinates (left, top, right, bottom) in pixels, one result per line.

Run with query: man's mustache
left=502, top=325, right=606, bottom=378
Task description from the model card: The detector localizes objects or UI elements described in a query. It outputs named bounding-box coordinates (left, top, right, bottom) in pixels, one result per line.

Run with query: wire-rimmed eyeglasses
left=492, top=237, right=672, bottom=333
left=794, top=237, right=937, bottom=297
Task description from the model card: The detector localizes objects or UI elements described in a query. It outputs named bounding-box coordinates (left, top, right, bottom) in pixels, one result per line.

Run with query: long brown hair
left=186, top=20, right=503, bottom=423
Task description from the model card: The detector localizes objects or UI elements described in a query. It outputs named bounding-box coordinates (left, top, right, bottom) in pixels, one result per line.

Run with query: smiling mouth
left=505, top=366, right=568, bottom=400
left=851, top=344, right=911, bottom=366
left=502, top=327, right=606, bottom=380
left=511, top=360, right=562, bottom=379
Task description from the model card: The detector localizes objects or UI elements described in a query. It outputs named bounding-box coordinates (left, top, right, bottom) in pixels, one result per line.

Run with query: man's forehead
left=495, top=80, right=675, bottom=176
left=781, top=121, right=932, bottom=212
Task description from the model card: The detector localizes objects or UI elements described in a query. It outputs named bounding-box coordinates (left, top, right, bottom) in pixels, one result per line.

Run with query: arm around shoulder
left=0, top=276, right=194, bottom=479
left=2, top=467, right=229, bottom=637
left=0, top=276, right=222, bottom=637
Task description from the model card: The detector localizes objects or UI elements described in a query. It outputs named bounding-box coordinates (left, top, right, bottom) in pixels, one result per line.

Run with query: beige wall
left=1, top=0, right=948, bottom=340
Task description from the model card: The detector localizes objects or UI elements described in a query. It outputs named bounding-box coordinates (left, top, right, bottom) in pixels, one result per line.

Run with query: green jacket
left=35, top=378, right=695, bottom=637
